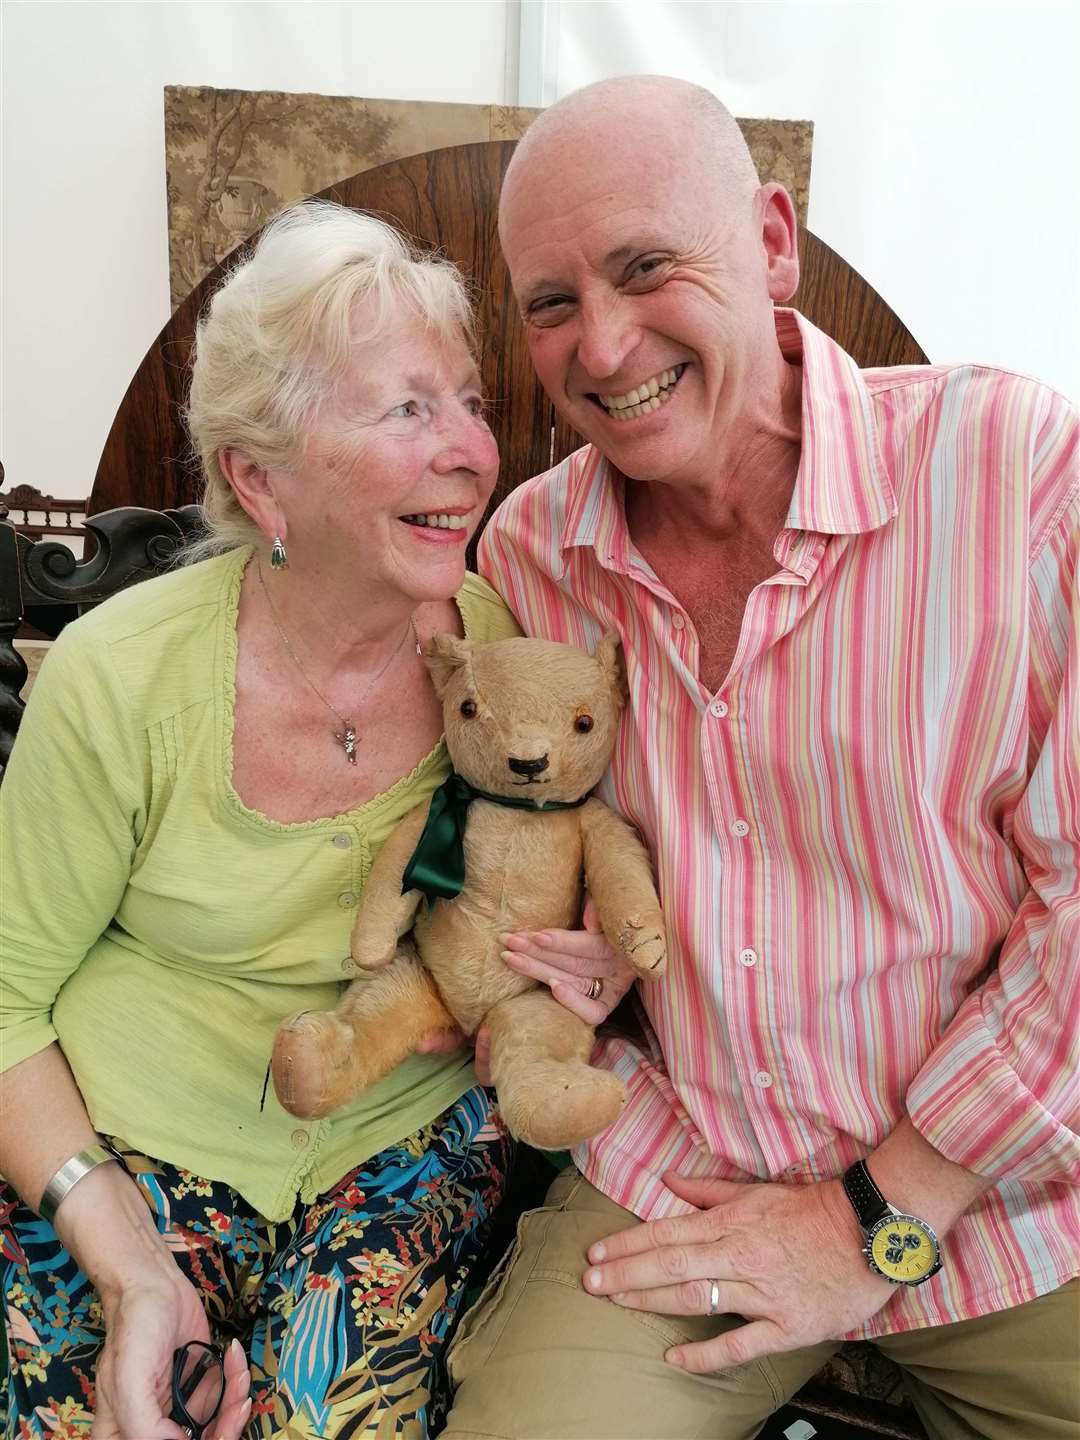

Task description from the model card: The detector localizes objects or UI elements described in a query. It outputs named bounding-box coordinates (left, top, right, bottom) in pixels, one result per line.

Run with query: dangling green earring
left=270, top=534, right=289, bottom=571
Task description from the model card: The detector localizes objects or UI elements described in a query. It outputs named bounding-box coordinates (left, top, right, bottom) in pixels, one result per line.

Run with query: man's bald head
left=496, top=73, right=800, bottom=493
left=500, top=75, right=761, bottom=245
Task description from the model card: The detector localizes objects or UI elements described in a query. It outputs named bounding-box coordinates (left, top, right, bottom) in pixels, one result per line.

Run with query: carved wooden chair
left=0, top=480, right=88, bottom=545
left=0, top=140, right=930, bottom=1438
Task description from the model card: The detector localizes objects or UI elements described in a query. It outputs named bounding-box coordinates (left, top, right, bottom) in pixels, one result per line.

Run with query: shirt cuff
left=906, top=1004, right=1080, bottom=1186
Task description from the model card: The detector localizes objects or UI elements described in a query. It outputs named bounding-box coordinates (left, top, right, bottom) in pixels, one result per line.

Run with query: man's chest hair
left=638, top=533, right=780, bottom=692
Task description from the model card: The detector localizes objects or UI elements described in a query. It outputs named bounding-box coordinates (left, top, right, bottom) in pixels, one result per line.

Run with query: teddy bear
left=270, top=631, right=667, bottom=1150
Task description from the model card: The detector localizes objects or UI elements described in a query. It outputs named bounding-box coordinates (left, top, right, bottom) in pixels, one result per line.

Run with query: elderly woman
left=0, top=201, right=634, bottom=1439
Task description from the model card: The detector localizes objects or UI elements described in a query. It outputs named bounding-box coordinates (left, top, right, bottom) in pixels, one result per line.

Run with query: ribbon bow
left=402, top=771, right=591, bottom=910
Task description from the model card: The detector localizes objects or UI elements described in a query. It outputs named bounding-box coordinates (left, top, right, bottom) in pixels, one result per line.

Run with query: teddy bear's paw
left=617, top=914, right=668, bottom=977
left=350, top=930, right=398, bottom=971
left=500, top=1062, right=627, bottom=1150
left=271, top=1010, right=355, bottom=1119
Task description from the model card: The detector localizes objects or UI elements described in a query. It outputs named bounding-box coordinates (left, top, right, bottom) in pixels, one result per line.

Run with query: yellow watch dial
left=868, top=1217, right=938, bottom=1283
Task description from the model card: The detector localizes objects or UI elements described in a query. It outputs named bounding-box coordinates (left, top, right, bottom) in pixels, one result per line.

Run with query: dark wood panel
left=793, top=227, right=926, bottom=368
left=91, top=143, right=926, bottom=518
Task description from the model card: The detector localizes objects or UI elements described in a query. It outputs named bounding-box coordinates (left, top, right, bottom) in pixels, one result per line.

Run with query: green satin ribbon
left=402, top=771, right=591, bottom=910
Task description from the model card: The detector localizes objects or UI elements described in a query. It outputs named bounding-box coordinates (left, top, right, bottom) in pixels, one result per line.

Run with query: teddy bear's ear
left=594, top=630, right=628, bottom=707
left=425, top=633, right=476, bottom=698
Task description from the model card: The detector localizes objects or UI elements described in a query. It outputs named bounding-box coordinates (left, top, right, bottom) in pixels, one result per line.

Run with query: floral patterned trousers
left=1, top=1086, right=511, bottom=1439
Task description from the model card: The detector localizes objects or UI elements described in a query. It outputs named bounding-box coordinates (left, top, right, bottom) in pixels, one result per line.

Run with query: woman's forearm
left=0, top=1043, right=177, bottom=1298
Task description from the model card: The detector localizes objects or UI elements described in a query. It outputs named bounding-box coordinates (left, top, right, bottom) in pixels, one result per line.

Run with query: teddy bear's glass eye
left=460, top=699, right=478, bottom=718
left=574, top=713, right=594, bottom=733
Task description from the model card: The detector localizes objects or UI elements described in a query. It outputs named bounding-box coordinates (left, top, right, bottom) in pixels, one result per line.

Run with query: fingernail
left=667, top=1348, right=685, bottom=1368
left=500, top=950, right=520, bottom=965
left=590, top=1242, right=606, bottom=1262
left=229, top=1337, right=244, bottom=1358
left=586, top=1267, right=603, bottom=1290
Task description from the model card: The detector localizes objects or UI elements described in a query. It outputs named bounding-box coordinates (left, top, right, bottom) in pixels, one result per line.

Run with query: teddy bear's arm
left=350, top=799, right=430, bottom=970
left=579, top=798, right=668, bottom=978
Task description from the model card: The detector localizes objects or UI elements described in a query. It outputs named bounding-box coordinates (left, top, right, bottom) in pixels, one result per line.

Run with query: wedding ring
left=707, top=1279, right=721, bottom=1316
left=586, top=977, right=603, bottom=1001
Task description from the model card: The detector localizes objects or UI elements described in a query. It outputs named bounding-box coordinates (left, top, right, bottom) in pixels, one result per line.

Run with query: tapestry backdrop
left=164, top=85, right=813, bottom=309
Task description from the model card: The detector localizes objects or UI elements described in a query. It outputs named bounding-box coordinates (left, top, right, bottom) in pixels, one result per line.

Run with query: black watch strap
left=842, top=1158, right=891, bottom=1230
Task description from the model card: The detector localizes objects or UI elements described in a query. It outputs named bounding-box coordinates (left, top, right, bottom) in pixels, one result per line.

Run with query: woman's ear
left=219, top=447, right=283, bottom=541
left=425, top=634, right=476, bottom=698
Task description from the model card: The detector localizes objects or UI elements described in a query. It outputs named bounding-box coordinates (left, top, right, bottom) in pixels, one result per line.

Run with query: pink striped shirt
left=479, top=309, right=1079, bottom=1335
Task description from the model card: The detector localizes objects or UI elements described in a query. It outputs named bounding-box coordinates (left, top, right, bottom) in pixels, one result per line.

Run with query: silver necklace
left=256, top=559, right=421, bottom=764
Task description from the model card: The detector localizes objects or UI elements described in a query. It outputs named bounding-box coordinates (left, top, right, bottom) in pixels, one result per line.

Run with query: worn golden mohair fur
left=270, top=632, right=667, bottom=1149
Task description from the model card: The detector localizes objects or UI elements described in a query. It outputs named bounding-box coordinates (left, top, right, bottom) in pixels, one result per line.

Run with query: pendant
left=334, top=722, right=358, bottom=764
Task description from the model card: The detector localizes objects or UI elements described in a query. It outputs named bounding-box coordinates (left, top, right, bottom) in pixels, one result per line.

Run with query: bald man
left=444, top=77, right=1079, bottom=1439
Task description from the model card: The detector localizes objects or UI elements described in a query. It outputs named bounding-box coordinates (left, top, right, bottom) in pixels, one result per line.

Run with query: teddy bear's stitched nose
left=508, top=753, right=550, bottom=777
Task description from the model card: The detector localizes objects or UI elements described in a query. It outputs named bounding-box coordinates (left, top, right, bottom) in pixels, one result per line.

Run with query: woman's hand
left=92, top=1271, right=251, bottom=1439
left=499, top=896, right=637, bottom=1023
left=480, top=897, right=638, bottom=1082
left=416, top=899, right=639, bottom=1083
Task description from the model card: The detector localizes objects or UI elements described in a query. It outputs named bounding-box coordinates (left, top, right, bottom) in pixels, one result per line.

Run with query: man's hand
left=582, top=1171, right=896, bottom=1373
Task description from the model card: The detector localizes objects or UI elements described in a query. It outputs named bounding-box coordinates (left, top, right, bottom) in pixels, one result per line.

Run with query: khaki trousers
left=443, top=1168, right=1080, bottom=1440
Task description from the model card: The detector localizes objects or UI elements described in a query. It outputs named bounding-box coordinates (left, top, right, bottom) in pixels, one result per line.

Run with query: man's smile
left=590, top=363, right=688, bottom=420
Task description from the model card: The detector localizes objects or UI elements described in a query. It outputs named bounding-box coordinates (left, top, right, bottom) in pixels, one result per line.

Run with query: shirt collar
left=559, top=307, right=896, bottom=565
left=775, top=308, right=896, bottom=534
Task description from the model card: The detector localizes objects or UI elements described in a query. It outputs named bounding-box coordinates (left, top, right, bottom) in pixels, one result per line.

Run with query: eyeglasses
left=170, top=1340, right=225, bottom=1439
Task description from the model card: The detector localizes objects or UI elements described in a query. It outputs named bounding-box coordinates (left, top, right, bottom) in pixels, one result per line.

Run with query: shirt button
left=710, top=699, right=728, bottom=717
left=291, top=1128, right=310, bottom=1149
left=753, top=1070, right=774, bottom=1089
left=739, top=947, right=758, bottom=967
left=342, top=957, right=357, bottom=973
left=731, top=818, right=750, bottom=837
left=332, top=833, right=352, bottom=849
left=672, top=613, right=685, bottom=630
left=338, top=891, right=358, bottom=908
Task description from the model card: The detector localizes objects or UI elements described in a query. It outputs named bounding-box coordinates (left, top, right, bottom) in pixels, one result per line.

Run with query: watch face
left=867, top=1215, right=940, bottom=1284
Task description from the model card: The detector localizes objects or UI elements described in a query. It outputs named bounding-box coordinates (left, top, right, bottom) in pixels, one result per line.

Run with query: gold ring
left=586, top=977, right=603, bottom=1001
left=707, top=1279, right=721, bottom=1316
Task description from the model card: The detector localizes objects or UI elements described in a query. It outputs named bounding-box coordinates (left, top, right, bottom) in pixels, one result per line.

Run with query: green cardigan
left=1, top=548, right=519, bottom=1219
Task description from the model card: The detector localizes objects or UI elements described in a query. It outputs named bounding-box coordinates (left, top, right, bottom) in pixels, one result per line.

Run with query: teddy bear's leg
left=485, top=990, right=627, bottom=1149
left=271, top=945, right=456, bottom=1119
left=579, top=799, right=668, bottom=977
left=350, top=800, right=430, bottom=971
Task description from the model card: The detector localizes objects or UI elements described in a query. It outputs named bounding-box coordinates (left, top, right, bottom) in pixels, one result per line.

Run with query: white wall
left=549, top=0, right=1080, bottom=406
left=1, top=0, right=509, bottom=499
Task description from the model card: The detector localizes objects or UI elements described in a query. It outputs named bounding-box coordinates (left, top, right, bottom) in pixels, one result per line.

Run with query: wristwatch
left=842, top=1159, right=942, bottom=1286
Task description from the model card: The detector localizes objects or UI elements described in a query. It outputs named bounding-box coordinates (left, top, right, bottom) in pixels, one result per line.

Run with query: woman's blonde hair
left=185, top=200, right=478, bottom=554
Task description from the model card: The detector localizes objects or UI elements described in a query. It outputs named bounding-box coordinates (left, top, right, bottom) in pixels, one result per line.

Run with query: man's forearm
left=864, top=1114, right=992, bottom=1238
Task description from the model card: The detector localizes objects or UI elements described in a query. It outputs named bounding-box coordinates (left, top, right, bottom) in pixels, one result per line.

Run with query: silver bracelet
left=38, top=1143, right=121, bottom=1227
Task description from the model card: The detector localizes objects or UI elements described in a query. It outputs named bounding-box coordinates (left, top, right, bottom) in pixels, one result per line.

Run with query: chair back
left=0, top=504, right=204, bottom=771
